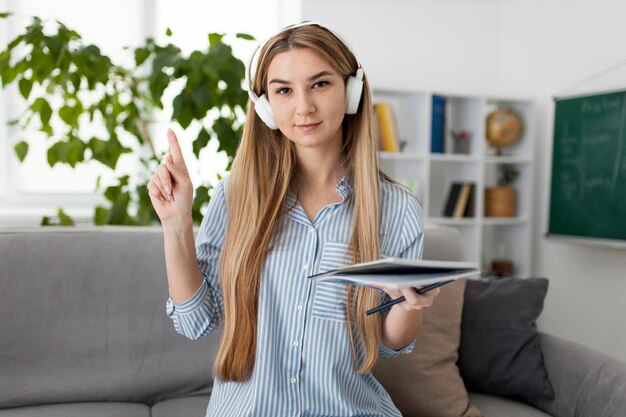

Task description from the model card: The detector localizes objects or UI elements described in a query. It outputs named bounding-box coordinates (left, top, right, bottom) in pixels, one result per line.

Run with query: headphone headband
left=246, top=21, right=361, bottom=90
left=247, top=21, right=365, bottom=129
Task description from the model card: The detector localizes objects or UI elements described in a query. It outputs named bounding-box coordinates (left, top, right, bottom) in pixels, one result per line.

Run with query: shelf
left=482, top=217, right=529, bottom=226
left=429, top=154, right=480, bottom=163
left=429, top=217, right=529, bottom=226
left=428, top=217, right=478, bottom=226
left=380, top=152, right=424, bottom=161
left=373, top=88, right=534, bottom=277
left=484, top=156, right=532, bottom=164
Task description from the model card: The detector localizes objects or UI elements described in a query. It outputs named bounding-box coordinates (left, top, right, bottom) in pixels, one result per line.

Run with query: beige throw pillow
left=372, top=279, right=482, bottom=417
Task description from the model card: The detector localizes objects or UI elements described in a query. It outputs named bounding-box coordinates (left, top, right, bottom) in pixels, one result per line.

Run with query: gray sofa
left=1, top=226, right=625, bottom=416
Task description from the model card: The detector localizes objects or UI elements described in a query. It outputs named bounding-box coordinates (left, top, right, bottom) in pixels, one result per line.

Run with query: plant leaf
left=148, top=71, right=170, bottom=104
left=134, top=47, right=150, bottom=66
left=192, top=128, right=212, bottom=158
left=191, top=185, right=211, bottom=224
left=57, top=208, right=76, bottom=225
left=59, top=105, right=77, bottom=127
left=213, top=116, right=239, bottom=156
left=94, top=206, right=108, bottom=225
left=33, top=97, right=53, bottom=127
left=66, top=136, right=86, bottom=167
left=172, top=92, right=193, bottom=128
left=208, top=33, right=225, bottom=47
left=0, top=50, right=11, bottom=74
left=235, top=33, right=255, bottom=41
left=47, top=141, right=67, bottom=167
left=88, top=136, right=129, bottom=169
left=14, top=141, right=29, bottom=162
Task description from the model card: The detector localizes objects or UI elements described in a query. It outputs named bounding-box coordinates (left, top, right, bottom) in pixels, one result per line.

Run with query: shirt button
left=292, top=340, right=299, bottom=347
left=309, top=228, right=315, bottom=235
left=303, top=262, right=309, bottom=271
left=290, top=377, right=297, bottom=384
left=297, top=304, right=304, bottom=311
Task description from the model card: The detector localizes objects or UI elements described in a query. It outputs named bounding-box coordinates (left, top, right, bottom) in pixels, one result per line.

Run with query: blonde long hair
left=216, top=23, right=384, bottom=382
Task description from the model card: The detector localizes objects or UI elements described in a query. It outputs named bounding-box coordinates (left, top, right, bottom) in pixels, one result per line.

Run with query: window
left=0, top=0, right=295, bottom=224
left=0, top=0, right=147, bottom=223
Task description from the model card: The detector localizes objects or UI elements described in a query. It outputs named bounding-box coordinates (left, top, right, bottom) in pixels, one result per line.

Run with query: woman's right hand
left=148, top=129, right=194, bottom=225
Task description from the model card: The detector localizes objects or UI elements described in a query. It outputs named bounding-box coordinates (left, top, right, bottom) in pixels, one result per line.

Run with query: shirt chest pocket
left=312, top=241, right=352, bottom=322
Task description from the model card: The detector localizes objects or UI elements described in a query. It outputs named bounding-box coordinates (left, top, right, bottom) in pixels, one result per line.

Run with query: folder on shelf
left=374, top=102, right=401, bottom=152
left=431, top=95, right=446, bottom=153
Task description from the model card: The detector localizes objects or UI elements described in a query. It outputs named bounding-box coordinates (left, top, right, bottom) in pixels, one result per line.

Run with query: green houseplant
left=0, top=12, right=253, bottom=225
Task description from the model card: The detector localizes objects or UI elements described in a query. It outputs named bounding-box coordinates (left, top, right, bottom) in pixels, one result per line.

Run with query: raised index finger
left=167, top=128, right=186, bottom=166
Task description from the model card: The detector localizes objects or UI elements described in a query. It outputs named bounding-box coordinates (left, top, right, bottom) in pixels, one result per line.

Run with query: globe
left=485, top=108, right=523, bottom=154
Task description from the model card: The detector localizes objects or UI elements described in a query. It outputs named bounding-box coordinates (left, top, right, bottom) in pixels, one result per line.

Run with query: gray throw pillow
left=458, top=277, right=554, bottom=399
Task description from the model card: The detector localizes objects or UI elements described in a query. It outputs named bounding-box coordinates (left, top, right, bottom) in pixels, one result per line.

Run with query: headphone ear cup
left=345, top=75, right=363, bottom=115
left=254, top=94, right=279, bottom=130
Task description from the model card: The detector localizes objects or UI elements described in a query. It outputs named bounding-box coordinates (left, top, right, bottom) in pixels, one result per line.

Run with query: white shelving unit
left=373, top=89, right=535, bottom=277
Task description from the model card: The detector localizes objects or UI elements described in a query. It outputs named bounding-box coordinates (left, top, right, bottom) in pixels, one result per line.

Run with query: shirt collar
left=284, top=174, right=353, bottom=224
left=335, top=174, right=353, bottom=199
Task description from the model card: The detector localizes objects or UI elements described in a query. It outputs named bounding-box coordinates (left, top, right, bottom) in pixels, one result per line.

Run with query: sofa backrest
left=421, top=224, right=464, bottom=262
left=0, top=227, right=218, bottom=409
left=0, top=224, right=463, bottom=409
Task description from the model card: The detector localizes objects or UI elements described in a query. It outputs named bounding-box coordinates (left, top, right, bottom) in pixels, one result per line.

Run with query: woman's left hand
left=377, top=285, right=440, bottom=312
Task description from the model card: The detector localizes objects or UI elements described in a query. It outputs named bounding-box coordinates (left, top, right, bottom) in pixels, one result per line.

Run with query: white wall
left=497, top=0, right=626, bottom=362
left=303, top=0, right=626, bottom=361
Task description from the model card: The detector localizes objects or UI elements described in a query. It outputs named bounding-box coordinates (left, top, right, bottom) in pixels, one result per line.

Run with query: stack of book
left=442, top=182, right=475, bottom=218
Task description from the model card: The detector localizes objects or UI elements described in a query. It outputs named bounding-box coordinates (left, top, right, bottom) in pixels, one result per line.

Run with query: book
left=443, top=182, right=475, bottom=218
left=464, top=183, right=475, bottom=217
left=374, top=102, right=401, bottom=152
left=431, top=95, right=446, bottom=153
left=453, top=183, right=472, bottom=218
left=443, top=182, right=463, bottom=217
left=308, top=258, right=480, bottom=290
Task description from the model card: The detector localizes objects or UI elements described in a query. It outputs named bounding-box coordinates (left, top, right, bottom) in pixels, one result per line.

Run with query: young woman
left=148, top=21, right=439, bottom=417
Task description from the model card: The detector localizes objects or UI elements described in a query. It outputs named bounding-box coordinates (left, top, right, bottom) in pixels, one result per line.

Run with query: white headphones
left=247, top=21, right=365, bottom=130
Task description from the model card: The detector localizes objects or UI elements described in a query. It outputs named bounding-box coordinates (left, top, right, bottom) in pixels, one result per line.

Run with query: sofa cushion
left=459, top=278, right=554, bottom=399
left=0, top=229, right=217, bottom=409
left=0, top=402, right=150, bottom=417
left=373, top=279, right=482, bottom=417
left=468, top=392, right=552, bottom=417
left=151, top=395, right=210, bottom=417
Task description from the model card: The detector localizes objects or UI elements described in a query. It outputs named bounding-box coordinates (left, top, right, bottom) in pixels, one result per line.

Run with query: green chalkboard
left=548, top=90, right=626, bottom=242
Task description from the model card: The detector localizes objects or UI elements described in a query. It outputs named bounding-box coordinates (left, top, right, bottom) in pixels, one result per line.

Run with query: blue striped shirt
left=166, top=175, right=424, bottom=417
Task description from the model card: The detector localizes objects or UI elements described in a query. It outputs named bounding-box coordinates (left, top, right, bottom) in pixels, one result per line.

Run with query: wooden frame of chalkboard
left=547, top=89, right=626, bottom=248
left=546, top=234, right=626, bottom=249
